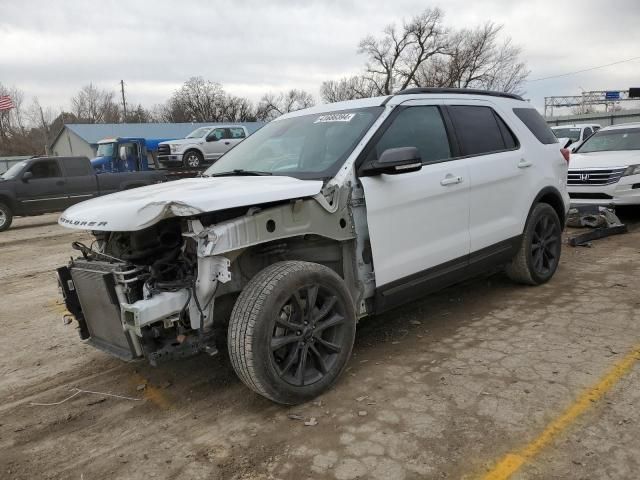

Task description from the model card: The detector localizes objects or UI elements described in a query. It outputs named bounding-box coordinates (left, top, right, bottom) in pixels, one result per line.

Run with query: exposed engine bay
left=57, top=190, right=366, bottom=365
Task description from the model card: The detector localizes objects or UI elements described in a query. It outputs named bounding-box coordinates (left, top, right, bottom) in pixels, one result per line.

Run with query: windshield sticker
left=314, top=113, right=356, bottom=124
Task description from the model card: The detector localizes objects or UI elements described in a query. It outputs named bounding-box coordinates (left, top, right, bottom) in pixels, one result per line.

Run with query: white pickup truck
left=157, top=125, right=250, bottom=169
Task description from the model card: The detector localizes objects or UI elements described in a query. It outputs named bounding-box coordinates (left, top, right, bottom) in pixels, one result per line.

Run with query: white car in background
left=567, top=123, right=640, bottom=205
left=157, top=125, right=250, bottom=169
left=551, top=123, right=600, bottom=151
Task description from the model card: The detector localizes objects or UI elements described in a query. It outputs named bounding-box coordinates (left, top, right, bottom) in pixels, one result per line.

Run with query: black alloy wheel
left=271, top=284, right=347, bottom=387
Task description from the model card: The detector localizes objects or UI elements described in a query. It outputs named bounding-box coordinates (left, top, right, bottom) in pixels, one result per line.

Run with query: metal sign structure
left=544, top=90, right=638, bottom=117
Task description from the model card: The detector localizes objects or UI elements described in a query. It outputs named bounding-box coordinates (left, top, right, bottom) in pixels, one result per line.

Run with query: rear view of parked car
left=567, top=123, right=640, bottom=205
left=56, top=88, right=569, bottom=405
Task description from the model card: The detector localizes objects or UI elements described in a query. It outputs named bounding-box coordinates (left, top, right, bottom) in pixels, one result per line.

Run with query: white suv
left=567, top=122, right=640, bottom=205
left=57, top=88, right=570, bottom=404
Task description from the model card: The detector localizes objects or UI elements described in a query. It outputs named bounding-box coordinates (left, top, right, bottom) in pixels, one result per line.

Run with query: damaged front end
left=57, top=218, right=231, bottom=365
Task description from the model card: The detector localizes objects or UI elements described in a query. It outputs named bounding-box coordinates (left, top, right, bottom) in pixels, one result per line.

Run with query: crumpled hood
left=570, top=150, right=640, bottom=169
left=59, top=176, right=323, bottom=232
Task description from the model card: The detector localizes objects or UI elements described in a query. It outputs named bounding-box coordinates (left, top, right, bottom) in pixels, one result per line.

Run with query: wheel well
left=184, top=148, right=203, bottom=158
left=537, top=190, right=566, bottom=226
left=0, top=195, right=15, bottom=212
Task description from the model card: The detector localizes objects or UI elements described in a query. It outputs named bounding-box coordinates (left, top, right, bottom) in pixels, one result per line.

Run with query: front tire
left=0, top=203, right=13, bottom=232
left=183, top=150, right=203, bottom=169
left=228, top=261, right=356, bottom=405
left=506, top=203, right=562, bottom=285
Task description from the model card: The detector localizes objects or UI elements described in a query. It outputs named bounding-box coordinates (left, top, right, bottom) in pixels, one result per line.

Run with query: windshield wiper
left=207, top=169, right=273, bottom=177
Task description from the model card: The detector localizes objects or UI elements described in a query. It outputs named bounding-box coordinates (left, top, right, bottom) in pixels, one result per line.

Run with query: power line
left=526, top=56, right=640, bottom=83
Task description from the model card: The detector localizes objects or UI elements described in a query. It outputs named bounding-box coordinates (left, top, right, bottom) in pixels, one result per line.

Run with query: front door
left=16, top=159, right=68, bottom=213
left=202, top=128, right=228, bottom=162
left=358, top=103, right=471, bottom=301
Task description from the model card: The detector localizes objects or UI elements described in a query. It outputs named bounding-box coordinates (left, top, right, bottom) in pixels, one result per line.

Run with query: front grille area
left=69, top=260, right=137, bottom=360
left=157, top=144, right=170, bottom=157
left=567, top=168, right=625, bottom=186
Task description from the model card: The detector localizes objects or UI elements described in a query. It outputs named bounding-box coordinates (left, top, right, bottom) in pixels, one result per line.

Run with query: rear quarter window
left=513, top=108, right=558, bottom=144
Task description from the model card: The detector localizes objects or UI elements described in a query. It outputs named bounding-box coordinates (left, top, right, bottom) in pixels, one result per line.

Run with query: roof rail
left=396, top=87, right=523, bottom=101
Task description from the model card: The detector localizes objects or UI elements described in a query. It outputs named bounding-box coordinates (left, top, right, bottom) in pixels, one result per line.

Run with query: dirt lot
left=1, top=212, right=639, bottom=480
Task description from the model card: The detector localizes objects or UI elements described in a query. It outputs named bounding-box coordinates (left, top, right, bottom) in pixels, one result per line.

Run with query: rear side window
left=228, top=127, right=246, bottom=139
left=62, top=157, right=90, bottom=176
left=367, top=106, right=451, bottom=165
left=513, top=108, right=558, bottom=144
left=448, top=106, right=517, bottom=156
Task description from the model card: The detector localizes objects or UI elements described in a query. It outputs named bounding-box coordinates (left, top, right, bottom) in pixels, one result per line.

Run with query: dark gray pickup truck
left=0, top=156, right=165, bottom=231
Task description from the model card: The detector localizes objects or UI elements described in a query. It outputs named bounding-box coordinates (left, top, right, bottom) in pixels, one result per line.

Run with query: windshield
left=204, top=107, right=383, bottom=179
left=1, top=161, right=27, bottom=180
left=576, top=129, right=640, bottom=153
left=552, top=128, right=581, bottom=141
left=96, top=143, right=115, bottom=157
left=186, top=127, right=211, bottom=139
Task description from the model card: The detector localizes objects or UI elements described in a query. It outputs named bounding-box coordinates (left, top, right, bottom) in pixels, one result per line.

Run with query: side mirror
left=206, top=134, right=218, bottom=142
left=22, top=171, right=33, bottom=182
left=360, top=147, right=422, bottom=176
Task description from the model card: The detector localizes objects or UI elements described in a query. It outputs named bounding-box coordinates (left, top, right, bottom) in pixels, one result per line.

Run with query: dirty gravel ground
left=1, top=212, right=639, bottom=480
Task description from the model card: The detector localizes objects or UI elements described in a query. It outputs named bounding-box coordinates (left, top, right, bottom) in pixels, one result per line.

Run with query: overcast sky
left=1, top=0, right=639, bottom=114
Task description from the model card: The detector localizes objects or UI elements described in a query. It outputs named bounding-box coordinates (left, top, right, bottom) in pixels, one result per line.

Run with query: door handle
left=518, top=158, right=533, bottom=168
left=224, top=141, right=230, bottom=145
left=56, top=180, right=65, bottom=186
left=440, top=174, right=463, bottom=186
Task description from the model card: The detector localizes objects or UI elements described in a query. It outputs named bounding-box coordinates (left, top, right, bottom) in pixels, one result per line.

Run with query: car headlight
left=169, top=144, right=181, bottom=153
left=623, top=164, right=640, bottom=176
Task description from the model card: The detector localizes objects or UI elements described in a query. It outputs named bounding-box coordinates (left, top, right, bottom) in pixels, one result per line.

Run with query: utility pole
left=39, top=104, right=49, bottom=155
left=120, top=80, right=127, bottom=122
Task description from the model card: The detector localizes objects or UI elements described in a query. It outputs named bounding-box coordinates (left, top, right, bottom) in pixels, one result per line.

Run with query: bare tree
left=344, top=10, right=529, bottom=97
left=256, top=89, right=315, bottom=121
left=320, top=76, right=378, bottom=103
left=358, top=8, right=448, bottom=95
left=416, top=23, right=529, bottom=94
left=71, top=83, right=120, bottom=123
left=160, top=77, right=257, bottom=122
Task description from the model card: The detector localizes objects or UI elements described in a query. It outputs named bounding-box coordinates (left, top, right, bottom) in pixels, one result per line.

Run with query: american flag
left=0, top=95, right=15, bottom=111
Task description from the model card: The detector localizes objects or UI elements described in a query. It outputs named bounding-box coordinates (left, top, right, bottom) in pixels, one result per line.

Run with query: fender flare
left=528, top=186, right=568, bottom=227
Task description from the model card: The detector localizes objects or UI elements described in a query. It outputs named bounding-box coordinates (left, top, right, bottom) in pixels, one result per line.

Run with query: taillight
left=560, top=148, right=570, bottom=163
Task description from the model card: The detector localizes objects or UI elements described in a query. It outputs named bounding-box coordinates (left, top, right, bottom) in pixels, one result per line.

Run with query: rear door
left=359, top=101, right=471, bottom=296
left=446, top=103, right=531, bottom=259
left=226, top=127, right=246, bottom=151
left=15, top=158, right=68, bottom=213
left=59, top=157, right=98, bottom=206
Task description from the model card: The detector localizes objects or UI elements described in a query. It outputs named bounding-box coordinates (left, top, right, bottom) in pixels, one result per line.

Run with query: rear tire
left=183, top=150, right=203, bottom=169
left=506, top=203, right=562, bottom=285
left=0, top=203, right=13, bottom=232
left=228, top=261, right=356, bottom=405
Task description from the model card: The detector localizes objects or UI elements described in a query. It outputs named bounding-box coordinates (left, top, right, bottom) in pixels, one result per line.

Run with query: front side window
left=366, top=106, right=451, bottom=164
left=204, top=107, right=383, bottom=179
left=208, top=129, right=226, bottom=141
left=576, top=129, right=640, bottom=153
left=583, top=127, right=593, bottom=138
left=449, top=106, right=515, bottom=156
left=27, top=160, right=62, bottom=179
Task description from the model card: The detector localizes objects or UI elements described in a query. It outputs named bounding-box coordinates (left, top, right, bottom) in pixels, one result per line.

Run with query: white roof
left=551, top=124, right=600, bottom=129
